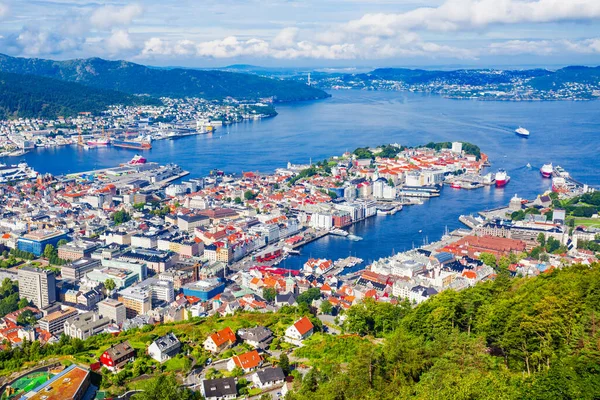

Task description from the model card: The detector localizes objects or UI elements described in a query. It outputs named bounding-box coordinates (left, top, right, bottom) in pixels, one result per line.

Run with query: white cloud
left=13, top=27, right=83, bottom=56
left=90, top=4, right=143, bottom=30
left=137, top=30, right=476, bottom=61
left=345, top=0, right=600, bottom=35
left=271, top=27, right=299, bottom=49
left=563, top=38, right=600, bottom=54
left=0, top=3, right=9, bottom=19
left=104, top=29, right=135, bottom=55
left=489, top=40, right=556, bottom=55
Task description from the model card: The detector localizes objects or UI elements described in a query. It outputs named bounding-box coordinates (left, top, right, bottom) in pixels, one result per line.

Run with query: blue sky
left=1, top=0, right=600, bottom=68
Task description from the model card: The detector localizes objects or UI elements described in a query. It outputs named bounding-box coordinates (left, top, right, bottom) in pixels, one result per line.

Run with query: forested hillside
left=288, top=263, right=600, bottom=399
left=0, top=71, right=159, bottom=119
left=0, top=54, right=329, bottom=102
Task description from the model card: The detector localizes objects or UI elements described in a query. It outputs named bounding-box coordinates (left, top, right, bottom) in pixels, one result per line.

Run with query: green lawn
left=163, top=356, right=187, bottom=372
left=248, top=388, right=263, bottom=396
left=572, top=218, right=600, bottom=228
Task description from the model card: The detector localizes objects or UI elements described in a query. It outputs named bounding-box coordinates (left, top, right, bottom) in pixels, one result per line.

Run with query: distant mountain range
left=0, top=54, right=329, bottom=103
left=315, top=65, right=600, bottom=92
left=368, top=66, right=600, bottom=90
left=0, top=71, right=159, bottom=120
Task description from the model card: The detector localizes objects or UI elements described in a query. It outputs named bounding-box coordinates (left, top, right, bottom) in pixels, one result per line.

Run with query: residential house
left=203, top=326, right=236, bottom=353
left=284, top=316, right=314, bottom=345
left=201, top=377, right=237, bottom=400
left=226, top=349, right=263, bottom=373
left=252, top=367, right=286, bottom=389
left=100, top=340, right=136, bottom=372
left=147, top=333, right=181, bottom=363
left=237, top=326, right=274, bottom=350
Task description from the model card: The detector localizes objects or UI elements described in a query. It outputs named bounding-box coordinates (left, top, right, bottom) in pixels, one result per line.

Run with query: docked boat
left=515, top=127, right=530, bottom=137
left=540, top=163, right=553, bottom=178
left=330, top=228, right=349, bottom=237
left=128, top=155, right=147, bottom=164
left=495, top=169, right=510, bottom=187
left=112, top=139, right=152, bottom=150
left=0, top=162, right=38, bottom=183
left=87, top=138, right=110, bottom=146
left=554, top=165, right=570, bottom=178
left=450, top=181, right=462, bottom=189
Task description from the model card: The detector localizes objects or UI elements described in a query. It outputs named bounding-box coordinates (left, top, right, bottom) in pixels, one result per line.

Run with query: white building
left=284, top=316, right=314, bottom=345
left=310, top=212, right=333, bottom=230
left=147, top=333, right=181, bottom=363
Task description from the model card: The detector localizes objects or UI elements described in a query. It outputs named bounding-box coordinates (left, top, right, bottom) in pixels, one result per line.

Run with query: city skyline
left=0, top=0, right=599, bottom=68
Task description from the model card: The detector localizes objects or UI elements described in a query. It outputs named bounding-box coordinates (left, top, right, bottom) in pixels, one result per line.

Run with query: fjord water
left=10, top=91, right=600, bottom=266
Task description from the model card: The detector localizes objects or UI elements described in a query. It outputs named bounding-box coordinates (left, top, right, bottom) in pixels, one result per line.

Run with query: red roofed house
left=203, top=326, right=237, bottom=353
left=226, top=349, right=263, bottom=372
left=285, top=316, right=314, bottom=345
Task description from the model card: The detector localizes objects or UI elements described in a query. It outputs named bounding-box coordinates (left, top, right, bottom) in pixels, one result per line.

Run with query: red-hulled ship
left=540, top=163, right=553, bottom=178
left=495, top=169, right=510, bottom=187
left=128, top=155, right=147, bottom=164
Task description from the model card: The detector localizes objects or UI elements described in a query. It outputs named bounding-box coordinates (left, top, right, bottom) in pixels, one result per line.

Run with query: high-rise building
left=18, top=267, right=56, bottom=308
left=118, top=286, right=151, bottom=318
left=98, top=298, right=127, bottom=325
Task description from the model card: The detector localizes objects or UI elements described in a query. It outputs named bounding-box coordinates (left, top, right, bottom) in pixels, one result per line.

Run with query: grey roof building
left=147, top=332, right=181, bottom=363
left=237, top=326, right=274, bottom=349
left=201, top=377, right=237, bottom=400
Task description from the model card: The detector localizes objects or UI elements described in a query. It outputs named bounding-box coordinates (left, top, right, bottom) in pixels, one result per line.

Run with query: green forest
left=0, top=54, right=329, bottom=102
left=0, top=71, right=160, bottom=119
left=287, top=263, right=600, bottom=400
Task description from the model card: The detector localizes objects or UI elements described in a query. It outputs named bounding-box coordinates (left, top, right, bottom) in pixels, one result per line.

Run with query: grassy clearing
left=572, top=218, right=600, bottom=228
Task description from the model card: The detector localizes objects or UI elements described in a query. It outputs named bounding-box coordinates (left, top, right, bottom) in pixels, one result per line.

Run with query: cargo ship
left=540, top=163, right=553, bottom=178
left=495, top=169, right=510, bottom=187
left=87, top=138, right=110, bottom=146
left=111, top=139, right=152, bottom=150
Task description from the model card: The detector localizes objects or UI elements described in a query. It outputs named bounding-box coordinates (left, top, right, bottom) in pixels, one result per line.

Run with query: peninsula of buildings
left=0, top=97, right=276, bottom=155
left=0, top=141, right=598, bottom=399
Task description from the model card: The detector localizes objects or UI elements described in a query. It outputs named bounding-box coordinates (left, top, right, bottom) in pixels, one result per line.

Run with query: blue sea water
left=4, top=90, right=600, bottom=267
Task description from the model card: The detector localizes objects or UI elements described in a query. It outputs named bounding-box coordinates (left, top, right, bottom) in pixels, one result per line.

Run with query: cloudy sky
left=1, top=0, right=599, bottom=68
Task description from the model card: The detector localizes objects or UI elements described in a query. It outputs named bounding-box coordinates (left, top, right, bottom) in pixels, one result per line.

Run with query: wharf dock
left=334, top=256, right=363, bottom=269
left=338, top=269, right=365, bottom=281
left=397, top=190, right=440, bottom=198
left=291, top=229, right=329, bottom=249
left=459, top=214, right=484, bottom=229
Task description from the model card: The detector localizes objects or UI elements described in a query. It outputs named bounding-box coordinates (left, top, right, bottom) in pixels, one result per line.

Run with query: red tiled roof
left=293, top=317, right=314, bottom=335
left=209, top=327, right=236, bottom=347
left=231, top=350, right=262, bottom=369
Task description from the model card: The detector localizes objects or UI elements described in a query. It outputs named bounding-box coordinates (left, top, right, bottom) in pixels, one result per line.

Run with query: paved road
left=318, top=315, right=341, bottom=334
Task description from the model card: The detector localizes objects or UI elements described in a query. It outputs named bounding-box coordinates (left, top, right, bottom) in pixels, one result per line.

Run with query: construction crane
left=77, top=126, right=84, bottom=147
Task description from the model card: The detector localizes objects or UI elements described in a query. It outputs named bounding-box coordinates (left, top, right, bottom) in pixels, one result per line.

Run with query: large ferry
left=515, top=127, right=530, bottom=137
left=128, top=155, right=147, bottom=164
left=495, top=169, right=510, bottom=187
left=0, top=163, right=38, bottom=183
left=540, top=163, right=553, bottom=178
left=111, top=140, right=152, bottom=150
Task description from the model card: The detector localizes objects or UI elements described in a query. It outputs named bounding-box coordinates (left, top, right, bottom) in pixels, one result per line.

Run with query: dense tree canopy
left=288, top=263, right=600, bottom=400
